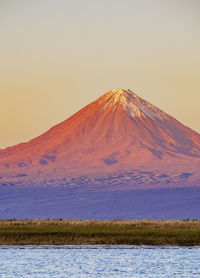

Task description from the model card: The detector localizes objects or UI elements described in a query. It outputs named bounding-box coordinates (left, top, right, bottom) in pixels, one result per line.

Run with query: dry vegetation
left=0, top=219, right=199, bottom=246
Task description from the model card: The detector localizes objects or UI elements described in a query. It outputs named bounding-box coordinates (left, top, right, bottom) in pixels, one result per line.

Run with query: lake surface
left=0, top=246, right=199, bottom=277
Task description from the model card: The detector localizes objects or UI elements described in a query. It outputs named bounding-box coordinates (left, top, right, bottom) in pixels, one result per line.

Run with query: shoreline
left=0, top=244, right=200, bottom=248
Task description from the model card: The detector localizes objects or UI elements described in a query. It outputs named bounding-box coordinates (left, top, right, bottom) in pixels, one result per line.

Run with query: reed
left=0, top=219, right=199, bottom=245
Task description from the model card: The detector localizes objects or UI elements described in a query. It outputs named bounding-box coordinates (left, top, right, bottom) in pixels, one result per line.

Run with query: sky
left=0, top=0, right=200, bottom=148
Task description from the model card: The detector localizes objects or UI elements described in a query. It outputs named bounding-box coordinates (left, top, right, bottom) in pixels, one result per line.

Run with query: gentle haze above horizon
left=0, top=0, right=200, bottom=148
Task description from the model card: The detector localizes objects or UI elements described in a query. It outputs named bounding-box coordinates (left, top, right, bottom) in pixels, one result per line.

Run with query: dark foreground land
left=0, top=219, right=200, bottom=246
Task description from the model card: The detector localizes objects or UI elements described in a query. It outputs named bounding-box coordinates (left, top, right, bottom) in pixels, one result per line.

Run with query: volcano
left=0, top=89, right=200, bottom=219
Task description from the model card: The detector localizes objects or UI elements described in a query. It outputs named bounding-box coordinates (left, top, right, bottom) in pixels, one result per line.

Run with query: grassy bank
left=0, top=219, right=199, bottom=246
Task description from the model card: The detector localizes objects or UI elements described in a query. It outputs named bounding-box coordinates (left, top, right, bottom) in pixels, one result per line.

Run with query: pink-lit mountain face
left=0, top=89, right=200, bottom=190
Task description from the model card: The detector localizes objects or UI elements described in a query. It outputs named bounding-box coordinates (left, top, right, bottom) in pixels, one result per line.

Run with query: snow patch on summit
left=101, top=89, right=168, bottom=120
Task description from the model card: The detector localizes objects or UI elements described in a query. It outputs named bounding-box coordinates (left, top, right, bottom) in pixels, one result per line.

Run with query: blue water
left=0, top=246, right=199, bottom=277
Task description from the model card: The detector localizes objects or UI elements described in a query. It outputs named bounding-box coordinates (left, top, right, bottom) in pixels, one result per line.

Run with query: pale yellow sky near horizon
left=0, top=0, right=200, bottom=148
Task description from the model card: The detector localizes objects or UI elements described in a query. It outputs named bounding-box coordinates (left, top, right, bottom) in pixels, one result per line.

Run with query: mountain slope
left=0, top=89, right=200, bottom=189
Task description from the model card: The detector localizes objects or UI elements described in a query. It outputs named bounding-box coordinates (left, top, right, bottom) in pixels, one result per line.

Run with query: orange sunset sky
left=0, top=0, right=200, bottom=149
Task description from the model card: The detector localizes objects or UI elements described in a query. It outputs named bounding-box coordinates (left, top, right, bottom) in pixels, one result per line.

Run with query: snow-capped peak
left=99, top=89, right=167, bottom=120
